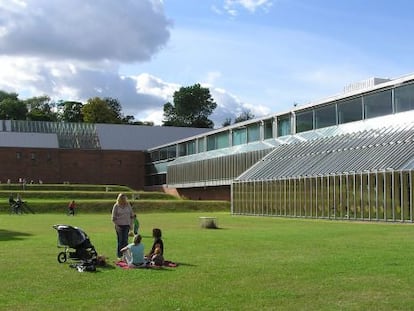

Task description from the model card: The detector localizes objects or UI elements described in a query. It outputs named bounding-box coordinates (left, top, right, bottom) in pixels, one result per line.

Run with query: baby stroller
left=53, top=224, right=98, bottom=265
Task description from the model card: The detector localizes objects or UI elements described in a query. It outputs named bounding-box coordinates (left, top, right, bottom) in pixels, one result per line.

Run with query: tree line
left=0, top=84, right=254, bottom=128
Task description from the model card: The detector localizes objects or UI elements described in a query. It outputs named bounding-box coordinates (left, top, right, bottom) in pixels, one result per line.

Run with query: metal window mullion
left=299, top=177, right=302, bottom=217
left=345, top=174, right=349, bottom=219
left=316, top=176, right=318, bottom=219
left=360, top=172, right=364, bottom=220
left=333, top=175, right=336, bottom=219
left=310, top=177, right=313, bottom=218
left=353, top=173, right=356, bottom=220
left=284, top=179, right=287, bottom=216
left=383, top=171, right=387, bottom=222
left=368, top=173, right=371, bottom=220
left=304, top=176, right=307, bottom=217
left=410, top=170, right=413, bottom=223
left=392, top=171, right=395, bottom=221
left=400, top=170, right=404, bottom=222
left=327, top=175, right=330, bottom=219
left=294, top=178, right=297, bottom=217
left=375, top=171, right=379, bottom=221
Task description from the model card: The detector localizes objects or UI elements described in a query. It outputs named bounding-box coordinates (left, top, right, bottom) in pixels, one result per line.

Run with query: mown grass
left=1, top=213, right=414, bottom=310
left=0, top=183, right=229, bottom=214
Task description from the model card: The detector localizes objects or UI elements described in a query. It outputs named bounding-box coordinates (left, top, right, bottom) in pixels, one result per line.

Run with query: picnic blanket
left=115, top=260, right=178, bottom=269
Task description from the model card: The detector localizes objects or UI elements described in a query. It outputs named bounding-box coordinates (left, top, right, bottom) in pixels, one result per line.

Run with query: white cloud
left=204, top=71, right=222, bottom=85
left=0, top=0, right=171, bottom=62
left=209, top=87, right=270, bottom=127
left=0, top=0, right=176, bottom=124
left=134, top=73, right=179, bottom=101
left=224, top=0, right=273, bottom=14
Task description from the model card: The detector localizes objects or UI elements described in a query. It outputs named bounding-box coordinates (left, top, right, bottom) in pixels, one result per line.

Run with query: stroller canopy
left=53, top=224, right=88, bottom=248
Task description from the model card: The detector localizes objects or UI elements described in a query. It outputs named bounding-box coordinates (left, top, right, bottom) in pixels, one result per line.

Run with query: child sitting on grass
left=120, top=234, right=146, bottom=268
left=150, top=246, right=164, bottom=267
left=146, top=228, right=164, bottom=259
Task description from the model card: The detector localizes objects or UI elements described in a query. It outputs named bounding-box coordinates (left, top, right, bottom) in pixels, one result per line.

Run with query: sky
left=0, top=0, right=413, bottom=127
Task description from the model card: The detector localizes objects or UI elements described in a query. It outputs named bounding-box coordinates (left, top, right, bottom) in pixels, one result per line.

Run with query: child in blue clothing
left=120, top=234, right=145, bottom=268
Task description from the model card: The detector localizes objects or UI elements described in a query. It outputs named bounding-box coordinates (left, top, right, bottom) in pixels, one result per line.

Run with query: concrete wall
left=0, top=147, right=145, bottom=190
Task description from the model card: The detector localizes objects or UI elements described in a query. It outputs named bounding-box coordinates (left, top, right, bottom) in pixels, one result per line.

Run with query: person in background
left=133, top=214, right=140, bottom=235
left=68, top=200, right=76, bottom=216
left=111, top=193, right=134, bottom=259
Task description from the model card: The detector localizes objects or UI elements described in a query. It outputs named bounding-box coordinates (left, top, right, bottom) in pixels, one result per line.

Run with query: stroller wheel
left=57, top=252, right=67, bottom=263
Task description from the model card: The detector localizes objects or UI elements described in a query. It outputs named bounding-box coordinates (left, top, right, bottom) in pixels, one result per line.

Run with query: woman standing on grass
left=111, top=193, right=134, bottom=259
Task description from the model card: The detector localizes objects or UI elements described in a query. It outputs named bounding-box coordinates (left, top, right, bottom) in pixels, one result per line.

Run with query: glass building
left=147, top=74, right=414, bottom=222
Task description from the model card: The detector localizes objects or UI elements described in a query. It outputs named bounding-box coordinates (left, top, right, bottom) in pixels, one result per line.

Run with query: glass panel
left=277, top=114, right=291, bottom=137
left=216, top=131, right=229, bottom=149
left=364, top=89, right=392, bottom=119
left=338, top=97, right=362, bottom=124
left=315, top=105, right=336, bottom=129
left=167, top=145, right=176, bottom=158
left=159, top=147, right=168, bottom=160
left=207, top=135, right=215, bottom=151
left=197, top=138, right=205, bottom=153
left=263, top=119, right=273, bottom=139
left=187, top=140, right=196, bottom=155
left=150, top=151, right=159, bottom=162
left=207, top=132, right=229, bottom=150
left=178, top=143, right=186, bottom=156
left=247, top=124, right=260, bottom=142
left=296, top=110, right=313, bottom=133
left=395, top=83, right=414, bottom=113
left=232, top=128, right=247, bottom=146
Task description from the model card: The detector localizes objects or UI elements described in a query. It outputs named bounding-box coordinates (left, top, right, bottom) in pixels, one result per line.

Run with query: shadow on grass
left=0, top=229, right=32, bottom=241
left=174, top=262, right=196, bottom=267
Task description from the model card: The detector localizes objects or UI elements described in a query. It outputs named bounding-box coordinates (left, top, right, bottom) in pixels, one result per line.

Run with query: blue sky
left=0, top=0, right=413, bottom=127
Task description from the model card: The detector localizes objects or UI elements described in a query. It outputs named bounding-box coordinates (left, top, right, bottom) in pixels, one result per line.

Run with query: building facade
left=2, top=73, right=414, bottom=222
left=0, top=121, right=210, bottom=189
left=147, top=73, right=414, bottom=221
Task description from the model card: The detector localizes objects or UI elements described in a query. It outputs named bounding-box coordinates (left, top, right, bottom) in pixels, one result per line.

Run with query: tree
left=58, top=101, right=84, bottom=122
left=25, top=95, right=58, bottom=121
left=222, top=118, right=232, bottom=127
left=162, top=83, right=217, bottom=128
left=0, top=91, right=27, bottom=120
left=81, top=97, right=119, bottom=123
left=104, top=97, right=123, bottom=121
left=234, top=109, right=255, bottom=124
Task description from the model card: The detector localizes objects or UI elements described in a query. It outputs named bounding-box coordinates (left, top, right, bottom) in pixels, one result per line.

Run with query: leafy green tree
left=222, top=117, right=232, bottom=127
left=58, top=101, right=84, bottom=122
left=234, top=109, right=255, bottom=124
left=104, top=97, right=123, bottom=121
left=82, top=97, right=119, bottom=123
left=162, top=83, right=217, bottom=128
left=0, top=90, right=19, bottom=102
left=25, top=95, right=58, bottom=121
left=0, top=91, right=27, bottom=120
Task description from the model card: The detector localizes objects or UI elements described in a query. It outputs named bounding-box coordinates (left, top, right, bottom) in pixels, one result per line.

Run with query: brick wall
left=176, top=185, right=231, bottom=201
left=0, top=147, right=145, bottom=190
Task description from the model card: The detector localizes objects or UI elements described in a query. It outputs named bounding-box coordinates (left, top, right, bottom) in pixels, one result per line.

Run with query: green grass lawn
left=1, top=213, right=414, bottom=311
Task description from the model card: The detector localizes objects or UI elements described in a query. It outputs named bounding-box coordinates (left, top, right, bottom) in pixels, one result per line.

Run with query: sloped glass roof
left=237, top=112, right=414, bottom=181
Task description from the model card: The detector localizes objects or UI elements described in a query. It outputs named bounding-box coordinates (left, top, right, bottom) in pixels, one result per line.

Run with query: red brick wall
left=176, top=185, right=231, bottom=201
left=144, top=185, right=231, bottom=201
left=0, top=147, right=145, bottom=190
